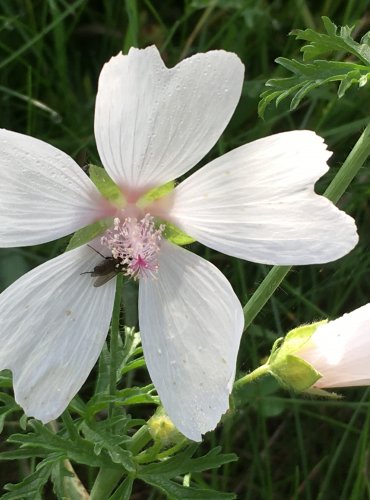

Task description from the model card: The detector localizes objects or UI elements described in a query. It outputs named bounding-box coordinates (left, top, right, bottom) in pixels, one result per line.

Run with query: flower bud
left=267, top=304, right=370, bottom=395
left=267, top=322, right=326, bottom=392
left=148, top=408, right=183, bottom=446
left=294, top=304, right=370, bottom=389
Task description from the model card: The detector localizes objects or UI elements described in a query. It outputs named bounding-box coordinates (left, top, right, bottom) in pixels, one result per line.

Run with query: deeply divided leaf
left=259, top=16, right=370, bottom=116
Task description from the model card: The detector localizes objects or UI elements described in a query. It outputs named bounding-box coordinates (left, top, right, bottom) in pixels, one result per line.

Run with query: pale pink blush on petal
left=298, top=304, right=370, bottom=388
left=0, top=129, right=114, bottom=247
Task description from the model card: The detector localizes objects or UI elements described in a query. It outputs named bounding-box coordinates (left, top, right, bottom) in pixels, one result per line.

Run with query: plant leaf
left=259, top=16, right=370, bottom=117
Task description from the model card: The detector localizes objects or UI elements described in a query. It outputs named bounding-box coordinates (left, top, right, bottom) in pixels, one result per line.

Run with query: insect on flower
left=0, top=46, right=358, bottom=441
left=81, top=246, right=124, bottom=287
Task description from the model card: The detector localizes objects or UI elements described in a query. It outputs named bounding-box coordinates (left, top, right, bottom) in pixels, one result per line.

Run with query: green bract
left=161, top=221, right=196, bottom=246
left=89, top=165, right=125, bottom=206
left=139, top=180, right=175, bottom=204
left=66, top=218, right=113, bottom=251
left=267, top=321, right=327, bottom=392
left=67, top=168, right=196, bottom=250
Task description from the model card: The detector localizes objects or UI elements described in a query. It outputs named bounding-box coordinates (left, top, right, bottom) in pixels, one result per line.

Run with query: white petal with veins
left=0, top=129, right=109, bottom=247
left=167, top=131, right=358, bottom=265
left=139, top=241, right=244, bottom=441
left=0, top=245, right=116, bottom=422
left=94, top=46, right=244, bottom=192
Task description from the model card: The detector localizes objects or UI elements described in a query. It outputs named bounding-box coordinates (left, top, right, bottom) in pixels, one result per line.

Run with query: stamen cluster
left=101, top=214, right=165, bottom=280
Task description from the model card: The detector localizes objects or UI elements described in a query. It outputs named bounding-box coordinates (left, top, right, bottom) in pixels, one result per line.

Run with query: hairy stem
left=233, top=364, right=270, bottom=390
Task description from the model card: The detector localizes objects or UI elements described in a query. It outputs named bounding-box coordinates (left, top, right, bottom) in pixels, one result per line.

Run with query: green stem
left=90, top=275, right=126, bottom=500
left=233, top=364, right=270, bottom=391
left=89, top=426, right=153, bottom=498
left=135, top=438, right=188, bottom=464
left=324, top=122, right=370, bottom=203
left=109, top=274, right=124, bottom=419
left=242, top=122, right=370, bottom=332
left=243, top=266, right=290, bottom=331
left=156, top=438, right=189, bottom=460
left=124, top=280, right=138, bottom=328
left=128, top=425, right=152, bottom=455
left=90, top=467, right=123, bottom=500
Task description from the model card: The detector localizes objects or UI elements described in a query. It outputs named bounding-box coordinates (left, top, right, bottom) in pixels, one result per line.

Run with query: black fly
left=82, top=246, right=124, bottom=287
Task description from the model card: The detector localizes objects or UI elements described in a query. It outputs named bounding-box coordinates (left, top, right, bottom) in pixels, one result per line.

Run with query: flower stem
left=109, top=273, right=124, bottom=419
left=128, top=425, right=152, bottom=455
left=233, top=364, right=270, bottom=391
left=90, top=467, right=123, bottom=500
left=324, top=122, right=370, bottom=203
left=243, top=266, right=291, bottom=331
left=243, top=122, right=370, bottom=331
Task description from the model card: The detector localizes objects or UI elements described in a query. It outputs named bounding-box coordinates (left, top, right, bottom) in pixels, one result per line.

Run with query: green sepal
left=305, top=387, right=342, bottom=399
left=89, top=164, right=125, bottom=206
left=267, top=337, right=284, bottom=362
left=270, top=354, right=322, bottom=392
left=138, top=181, right=196, bottom=245
left=284, top=320, right=327, bottom=351
left=270, top=320, right=327, bottom=363
left=267, top=320, right=328, bottom=392
left=66, top=218, right=113, bottom=251
left=139, top=180, right=175, bottom=204
left=162, top=221, right=196, bottom=246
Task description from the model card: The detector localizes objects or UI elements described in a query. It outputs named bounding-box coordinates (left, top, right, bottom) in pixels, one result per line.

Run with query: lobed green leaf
left=139, top=445, right=237, bottom=478
left=80, top=422, right=135, bottom=472
left=141, top=475, right=236, bottom=499
left=259, top=16, right=370, bottom=117
left=2, top=461, right=53, bottom=499
left=294, top=16, right=370, bottom=66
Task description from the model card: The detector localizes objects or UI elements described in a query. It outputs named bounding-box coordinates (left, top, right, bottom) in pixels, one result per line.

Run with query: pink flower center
left=101, top=214, right=165, bottom=280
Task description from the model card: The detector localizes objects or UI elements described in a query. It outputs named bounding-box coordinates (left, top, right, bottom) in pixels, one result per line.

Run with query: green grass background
left=0, top=0, right=370, bottom=498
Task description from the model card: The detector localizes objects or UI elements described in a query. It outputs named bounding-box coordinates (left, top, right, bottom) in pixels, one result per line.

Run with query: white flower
left=296, top=304, right=370, bottom=389
left=0, top=46, right=358, bottom=441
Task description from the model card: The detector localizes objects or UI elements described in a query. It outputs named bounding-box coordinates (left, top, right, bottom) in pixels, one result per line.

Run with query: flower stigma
left=101, top=214, right=165, bottom=280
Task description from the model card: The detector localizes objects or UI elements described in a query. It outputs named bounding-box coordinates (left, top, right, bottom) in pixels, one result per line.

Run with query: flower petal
left=0, top=245, right=116, bottom=422
left=94, top=46, right=244, bottom=193
left=166, top=131, right=358, bottom=265
left=0, top=129, right=110, bottom=247
left=299, top=304, right=370, bottom=388
left=138, top=241, right=244, bottom=441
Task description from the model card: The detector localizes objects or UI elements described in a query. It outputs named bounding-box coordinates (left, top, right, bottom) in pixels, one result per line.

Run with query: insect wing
left=91, top=259, right=116, bottom=277
left=93, top=271, right=117, bottom=288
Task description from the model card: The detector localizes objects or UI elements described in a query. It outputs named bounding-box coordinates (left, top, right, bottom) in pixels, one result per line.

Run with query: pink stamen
left=101, top=214, right=165, bottom=280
